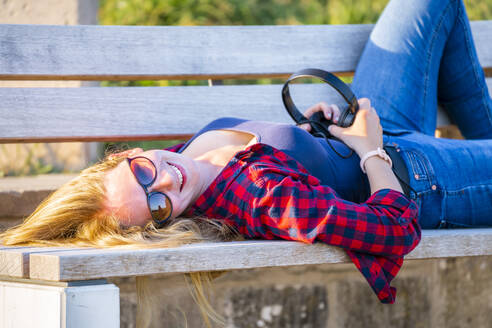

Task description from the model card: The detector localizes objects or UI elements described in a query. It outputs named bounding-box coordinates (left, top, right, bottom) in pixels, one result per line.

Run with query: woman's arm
left=364, top=156, right=404, bottom=195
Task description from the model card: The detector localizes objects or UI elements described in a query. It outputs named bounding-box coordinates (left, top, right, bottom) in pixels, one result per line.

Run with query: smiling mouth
left=168, top=162, right=185, bottom=191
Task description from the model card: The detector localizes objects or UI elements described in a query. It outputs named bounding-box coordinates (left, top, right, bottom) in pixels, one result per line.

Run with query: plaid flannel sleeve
left=245, top=175, right=420, bottom=303
left=249, top=175, right=420, bottom=257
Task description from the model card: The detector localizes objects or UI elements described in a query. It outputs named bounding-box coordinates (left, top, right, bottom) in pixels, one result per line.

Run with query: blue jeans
left=351, top=0, right=492, bottom=229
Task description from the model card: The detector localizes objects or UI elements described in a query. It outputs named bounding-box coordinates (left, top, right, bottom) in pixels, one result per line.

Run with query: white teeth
left=169, top=164, right=183, bottom=188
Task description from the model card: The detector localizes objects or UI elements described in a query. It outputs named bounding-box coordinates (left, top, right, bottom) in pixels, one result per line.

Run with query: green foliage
left=104, top=139, right=185, bottom=153
left=464, top=0, right=492, bottom=20
left=100, top=0, right=490, bottom=26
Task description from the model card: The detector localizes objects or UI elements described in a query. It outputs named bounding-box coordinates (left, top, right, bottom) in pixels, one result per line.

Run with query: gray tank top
left=179, top=117, right=371, bottom=203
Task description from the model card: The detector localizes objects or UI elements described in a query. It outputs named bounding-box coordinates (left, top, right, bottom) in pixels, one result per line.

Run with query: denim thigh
left=386, top=132, right=492, bottom=229
left=352, top=0, right=492, bottom=139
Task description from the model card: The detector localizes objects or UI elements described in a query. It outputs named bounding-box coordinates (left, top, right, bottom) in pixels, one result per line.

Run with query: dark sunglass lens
left=130, top=158, right=156, bottom=186
left=148, top=193, right=172, bottom=223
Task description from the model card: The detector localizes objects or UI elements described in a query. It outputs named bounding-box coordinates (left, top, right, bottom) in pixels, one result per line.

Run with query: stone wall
left=0, top=0, right=101, bottom=176
left=109, top=256, right=492, bottom=328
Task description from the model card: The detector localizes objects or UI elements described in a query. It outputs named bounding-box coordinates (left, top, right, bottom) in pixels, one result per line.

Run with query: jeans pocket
left=405, top=149, right=434, bottom=182
left=402, top=149, right=442, bottom=229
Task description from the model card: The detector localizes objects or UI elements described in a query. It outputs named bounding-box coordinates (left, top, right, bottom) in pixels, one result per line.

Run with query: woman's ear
left=108, top=147, right=144, bottom=160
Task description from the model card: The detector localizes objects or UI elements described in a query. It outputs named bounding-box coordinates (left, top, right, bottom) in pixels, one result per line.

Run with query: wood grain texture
left=0, top=247, right=46, bottom=278
left=0, top=247, right=30, bottom=277
left=0, top=247, right=83, bottom=278
left=28, top=229, right=492, bottom=281
left=0, top=24, right=370, bottom=80
left=1, top=78, right=491, bottom=142
left=0, top=21, right=490, bottom=80
left=0, top=84, right=322, bottom=142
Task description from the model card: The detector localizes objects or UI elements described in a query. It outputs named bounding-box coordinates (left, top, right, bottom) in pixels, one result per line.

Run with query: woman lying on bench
left=1, top=0, right=491, bottom=323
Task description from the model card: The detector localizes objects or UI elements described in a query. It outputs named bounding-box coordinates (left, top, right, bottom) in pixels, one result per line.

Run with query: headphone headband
left=281, top=68, right=358, bottom=125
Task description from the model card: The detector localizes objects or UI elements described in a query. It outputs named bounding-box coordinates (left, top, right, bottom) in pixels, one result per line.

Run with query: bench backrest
left=1, top=22, right=491, bottom=143
left=1, top=22, right=492, bottom=282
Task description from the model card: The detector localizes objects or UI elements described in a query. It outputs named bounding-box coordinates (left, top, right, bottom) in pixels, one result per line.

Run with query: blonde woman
left=2, top=0, right=492, bottom=326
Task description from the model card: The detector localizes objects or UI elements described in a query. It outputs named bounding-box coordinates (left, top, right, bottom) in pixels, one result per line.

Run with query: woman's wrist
left=359, top=147, right=392, bottom=173
left=355, top=144, right=383, bottom=158
left=364, top=156, right=404, bottom=195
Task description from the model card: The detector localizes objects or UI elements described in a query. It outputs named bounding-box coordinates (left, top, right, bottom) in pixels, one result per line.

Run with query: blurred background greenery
left=98, top=0, right=491, bottom=152
left=100, top=0, right=491, bottom=26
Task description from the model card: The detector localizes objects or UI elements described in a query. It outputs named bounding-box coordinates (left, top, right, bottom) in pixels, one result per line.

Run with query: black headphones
left=282, top=68, right=359, bottom=158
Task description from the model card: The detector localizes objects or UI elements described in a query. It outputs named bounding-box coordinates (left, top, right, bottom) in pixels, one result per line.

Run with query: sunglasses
left=127, top=156, right=173, bottom=227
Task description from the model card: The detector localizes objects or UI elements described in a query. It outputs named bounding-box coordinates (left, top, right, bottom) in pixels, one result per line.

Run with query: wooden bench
left=1, top=22, right=492, bottom=328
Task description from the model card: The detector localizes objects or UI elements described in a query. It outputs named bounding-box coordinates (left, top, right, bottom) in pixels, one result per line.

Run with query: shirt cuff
left=365, top=188, right=419, bottom=226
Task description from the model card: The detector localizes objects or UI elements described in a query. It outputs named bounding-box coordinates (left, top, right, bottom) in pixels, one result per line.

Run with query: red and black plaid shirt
left=168, top=142, right=421, bottom=303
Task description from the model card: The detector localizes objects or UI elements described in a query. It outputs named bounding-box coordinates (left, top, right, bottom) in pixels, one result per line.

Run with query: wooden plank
left=0, top=84, right=314, bottom=142
left=1, top=78, right=490, bottom=143
left=29, top=229, right=492, bottom=281
left=0, top=24, right=370, bottom=80
left=473, top=21, right=492, bottom=75
left=29, top=241, right=349, bottom=281
left=406, top=229, right=492, bottom=260
left=0, top=246, right=30, bottom=278
left=0, top=21, right=490, bottom=81
left=0, top=247, right=44, bottom=278
left=0, top=247, right=86, bottom=278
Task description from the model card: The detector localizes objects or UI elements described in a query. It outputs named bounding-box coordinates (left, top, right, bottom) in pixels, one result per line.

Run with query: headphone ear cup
left=338, top=107, right=355, bottom=128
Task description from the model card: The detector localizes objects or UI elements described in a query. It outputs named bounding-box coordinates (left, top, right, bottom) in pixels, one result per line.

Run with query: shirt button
left=414, top=174, right=419, bottom=179
left=431, top=185, right=437, bottom=191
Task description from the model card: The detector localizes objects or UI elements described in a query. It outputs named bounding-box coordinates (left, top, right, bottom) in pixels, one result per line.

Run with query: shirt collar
left=184, top=143, right=270, bottom=216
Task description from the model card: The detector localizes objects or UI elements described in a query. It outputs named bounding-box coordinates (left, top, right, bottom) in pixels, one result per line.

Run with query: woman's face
left=103, top=148, right=201, bottom=227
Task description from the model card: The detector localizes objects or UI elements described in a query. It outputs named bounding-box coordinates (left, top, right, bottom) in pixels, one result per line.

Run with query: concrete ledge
left=0, top=174, right=76, bottom=218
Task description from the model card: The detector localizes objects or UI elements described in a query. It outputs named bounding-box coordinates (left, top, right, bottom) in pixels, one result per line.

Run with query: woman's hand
left=298, top=102, right=342, bottom=132
left=327, top=98, right=383, bottom=157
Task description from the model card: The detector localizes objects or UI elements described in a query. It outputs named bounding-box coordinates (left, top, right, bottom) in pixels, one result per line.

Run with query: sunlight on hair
left=187, top=272, right=226, bottom=328
left=0, top=155, right=240, bottom=328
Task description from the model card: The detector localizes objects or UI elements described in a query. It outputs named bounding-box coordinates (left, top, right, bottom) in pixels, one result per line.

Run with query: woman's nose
left=149, top=166, right=176, bottom=192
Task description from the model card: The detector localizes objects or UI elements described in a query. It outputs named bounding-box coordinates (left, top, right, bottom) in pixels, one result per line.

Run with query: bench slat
left=0, top=84, right=327, bottom=142
left=1, top=78, right=491, bottom=143
left=28, top=229, right=492, bottom=281
left=0, top=21, right=490, bottom=81
left=0, top=247, right=86, bottom=278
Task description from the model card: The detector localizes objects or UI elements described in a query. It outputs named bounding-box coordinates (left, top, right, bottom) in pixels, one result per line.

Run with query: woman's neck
left=181, top=129, right=257, bottom=201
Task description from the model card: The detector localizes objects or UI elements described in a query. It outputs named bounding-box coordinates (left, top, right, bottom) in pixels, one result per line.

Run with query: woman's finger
left=304, top=102, right=326, bottom=118
left=304, top=102, right=341, bottom=121
left=298, top=123, right=311, bottom=132
left=321, top=105, right=332, bottom=121
left=329, top=104, right=341, bottom=123
left=300, top=102, right=345, bottom=130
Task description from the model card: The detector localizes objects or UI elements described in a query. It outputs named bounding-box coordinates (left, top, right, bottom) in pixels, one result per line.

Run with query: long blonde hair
left=0, top=155, right=237, bottom=327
